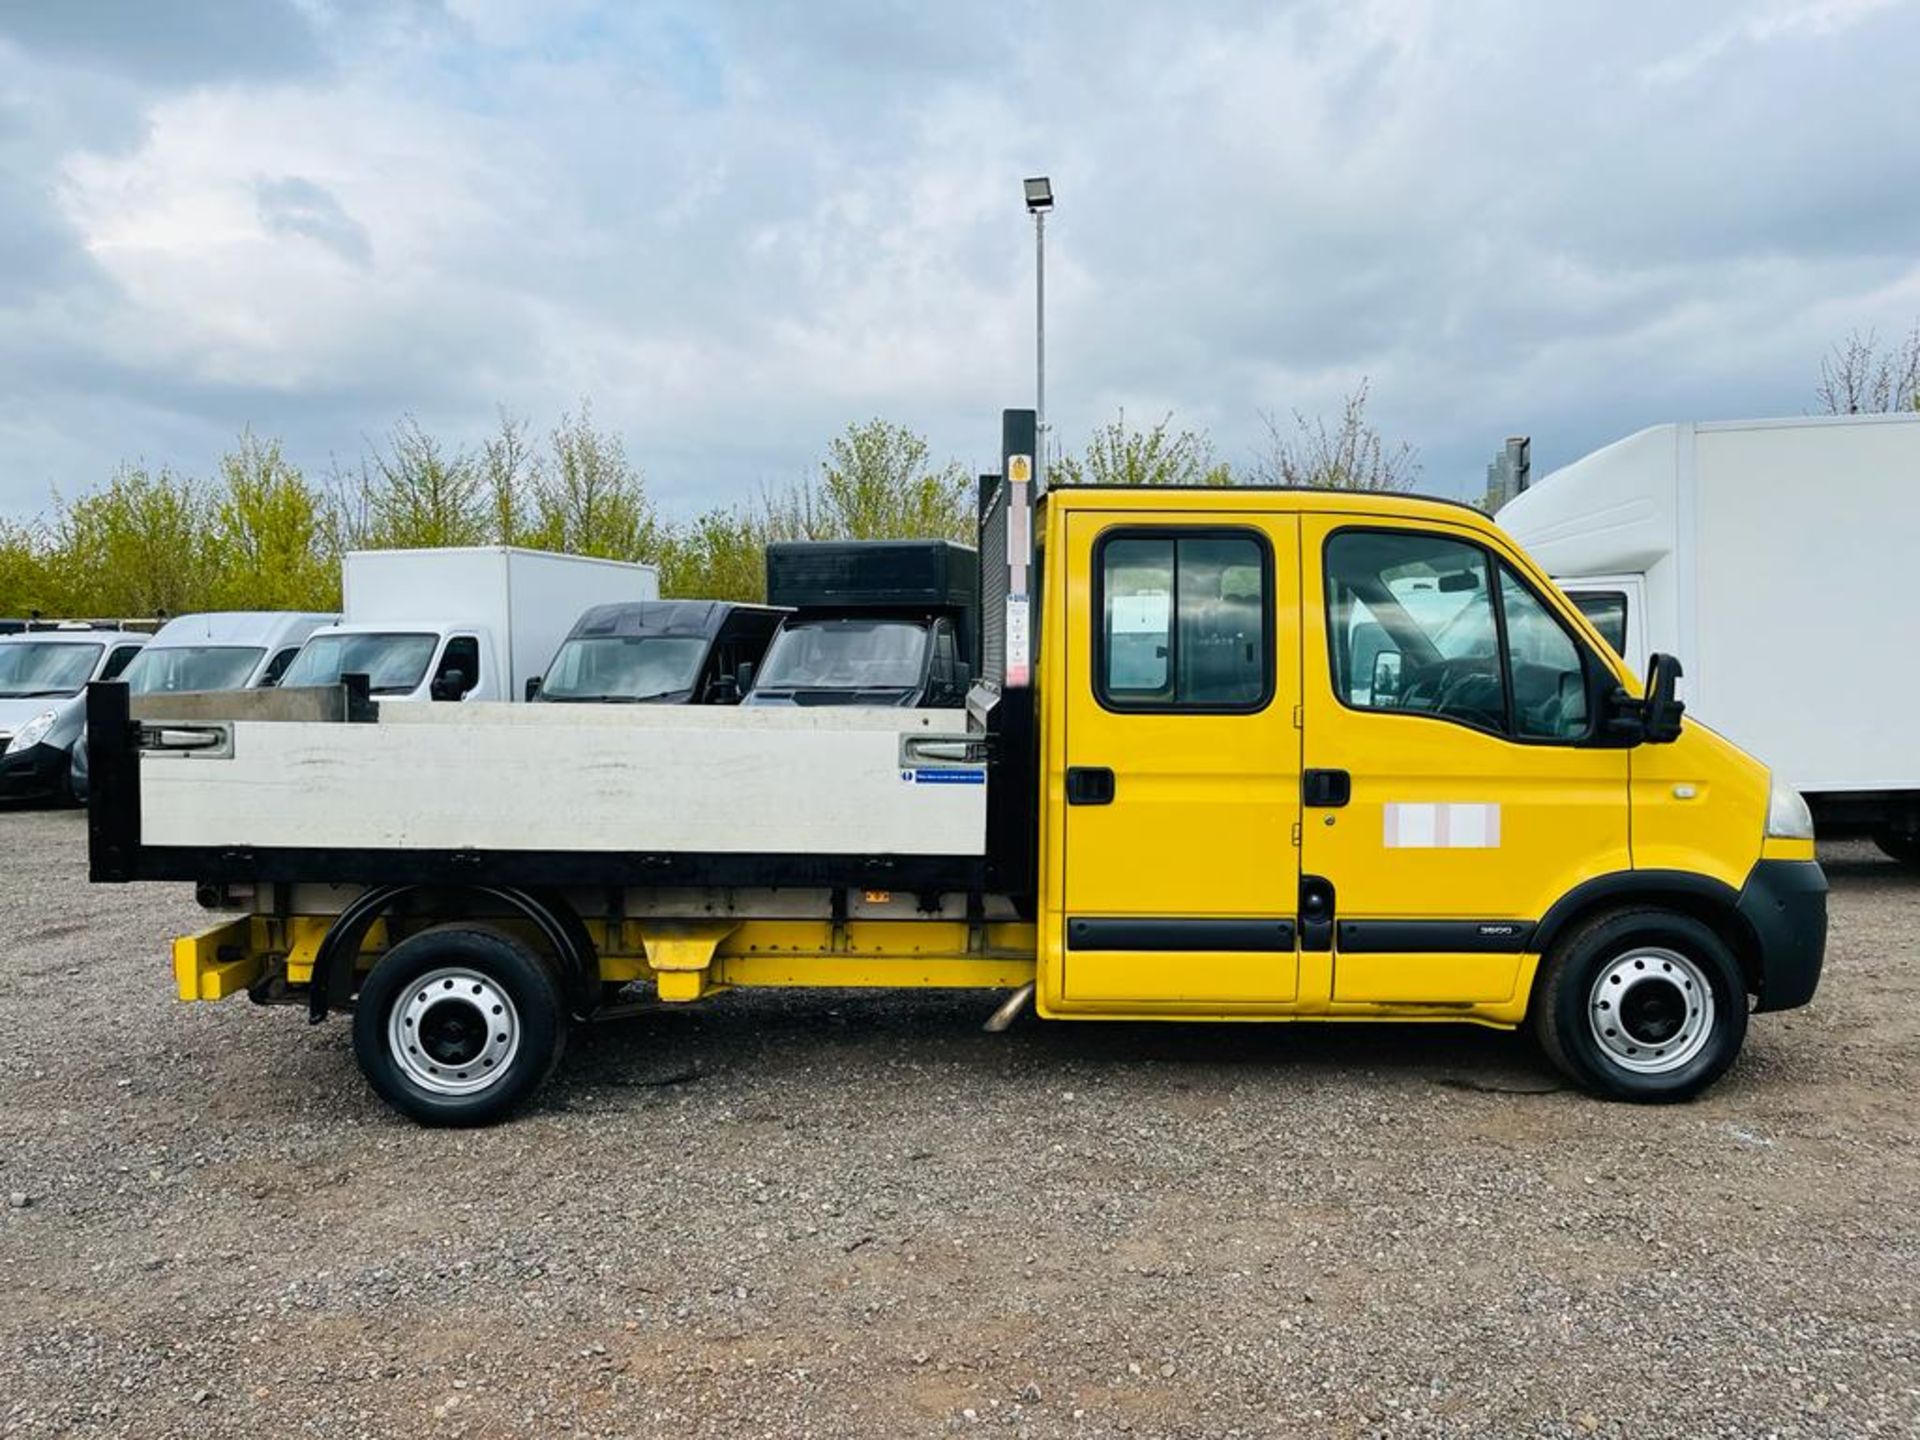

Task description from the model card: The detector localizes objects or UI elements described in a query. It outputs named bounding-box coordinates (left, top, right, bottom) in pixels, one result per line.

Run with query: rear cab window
left=1095, top=530, right=1271, bottom=711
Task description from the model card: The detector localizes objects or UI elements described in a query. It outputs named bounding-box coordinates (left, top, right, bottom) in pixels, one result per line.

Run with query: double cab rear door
left=1054, top=501, right=1628, bottom=1015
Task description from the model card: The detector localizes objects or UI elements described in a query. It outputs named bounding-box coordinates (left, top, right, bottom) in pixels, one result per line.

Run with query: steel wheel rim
left=389, top=966, right=521, bottom=1097
left=1588, top=946, right=1715, bottom=1075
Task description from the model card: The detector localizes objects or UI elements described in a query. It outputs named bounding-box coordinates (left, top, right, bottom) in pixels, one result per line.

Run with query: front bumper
left=0, top=741, right=70, bottom=800
left=1737, top=859, right=1828, bottom=1012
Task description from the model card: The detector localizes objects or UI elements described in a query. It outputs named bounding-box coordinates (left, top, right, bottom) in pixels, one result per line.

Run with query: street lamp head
left=1023, top=176, right=1054, bottom=212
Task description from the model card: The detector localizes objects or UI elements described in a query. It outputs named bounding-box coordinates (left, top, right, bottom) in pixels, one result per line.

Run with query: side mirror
left=708, top=672, right=741, bottom=704
left=1369, top=650, right=1403, bottom=703
left=524, top=675, right=542, bottom=701
left=1642, top=652, right=1685, bottom=743
left=735, top=661, right=755, bottom=694
left=430, top=668, right=468, bottom=702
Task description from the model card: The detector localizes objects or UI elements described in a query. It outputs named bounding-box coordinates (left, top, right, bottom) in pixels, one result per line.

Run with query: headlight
left=1766, top=775, right=1815, bottom=841
left=5, top=710, right=57, bottom=754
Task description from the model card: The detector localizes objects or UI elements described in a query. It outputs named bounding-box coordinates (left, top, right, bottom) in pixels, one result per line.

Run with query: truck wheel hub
left=389, top=966, right=522, bottom=1097
left=1588, top=948, right=1715, bottom=1075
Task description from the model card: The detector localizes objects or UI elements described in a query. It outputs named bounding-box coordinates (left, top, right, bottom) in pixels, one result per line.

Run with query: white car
left=0, top=627, right=148, bottom=802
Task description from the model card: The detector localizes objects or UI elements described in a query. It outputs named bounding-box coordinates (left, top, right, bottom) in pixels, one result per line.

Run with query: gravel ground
left=1, top=807, right=1916, bottom=1439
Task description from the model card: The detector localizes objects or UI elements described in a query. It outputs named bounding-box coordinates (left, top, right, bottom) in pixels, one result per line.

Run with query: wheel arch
left=1532, top=870, right=1761, bottom=997
left=308, top=885, right=599, bottom=1023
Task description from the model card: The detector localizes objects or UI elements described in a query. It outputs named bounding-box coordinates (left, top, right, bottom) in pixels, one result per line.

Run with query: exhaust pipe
left=983, top=981, right=1035, bottom=1033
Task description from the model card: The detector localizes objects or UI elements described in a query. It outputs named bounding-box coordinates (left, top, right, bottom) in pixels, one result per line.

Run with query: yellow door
left=1299, top=516, right=1630, bottom=1006
left=1060, top=509, right=1302, bottom=1006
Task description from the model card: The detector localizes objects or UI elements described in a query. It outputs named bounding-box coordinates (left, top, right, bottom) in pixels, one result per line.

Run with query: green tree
left=1052, top=411, right=1234, bottom=487
left=0, top=519, right=58, bottom=617
left=1254, top=379, right=1420, bottom=491
left=207, top=432, right=337, bottom=610
left=772, top=419, right=973, bottom=542
left=482, top=407, right=543, bottom=547
left=525, top=402, right=661, bottom=561
left=49, top=464, right=214, bottom=618
left=350, top=415, right=489, bottom=550
left=660, top=506, right=769, bottom=601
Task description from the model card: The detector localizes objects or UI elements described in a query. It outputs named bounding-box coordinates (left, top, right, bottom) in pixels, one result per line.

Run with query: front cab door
left=1300, top=516, right=1629, bottom=1013
left=1057, top=508, right=1303, bottom=1010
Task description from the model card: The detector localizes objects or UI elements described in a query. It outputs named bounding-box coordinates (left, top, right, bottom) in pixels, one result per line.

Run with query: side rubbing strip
left=1068, top=918, right=1297, bottom=952
left=1336, top=920, right=1535, bottom=954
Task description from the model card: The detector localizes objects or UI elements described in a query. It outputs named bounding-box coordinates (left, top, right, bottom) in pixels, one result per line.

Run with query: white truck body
left=1497, top=413, right=1920, bottom=810
left=292, top=548, right=660, bottom=703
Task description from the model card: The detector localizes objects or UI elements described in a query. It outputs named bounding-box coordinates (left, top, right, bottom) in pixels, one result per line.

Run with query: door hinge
left=1292, top=704, right=1304, bottom=729
left=1291, top=820, right=1301, bottom=847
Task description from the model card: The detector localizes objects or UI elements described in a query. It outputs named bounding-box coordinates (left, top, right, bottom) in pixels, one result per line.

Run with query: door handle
left=1065, top=766, right=1115, bottom=805
left=1303, top=768, right=1351, bottom=807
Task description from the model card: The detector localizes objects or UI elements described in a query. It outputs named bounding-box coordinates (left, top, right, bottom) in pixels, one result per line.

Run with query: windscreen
left=119, top=645, right=265, bottom=694
left=280, top=632, right=438, bottom=695
left=755, top=620, right=928, bottom=691
left=0, top=642, right=102, bottom=697
left=540, top=636, right=708, bottom=701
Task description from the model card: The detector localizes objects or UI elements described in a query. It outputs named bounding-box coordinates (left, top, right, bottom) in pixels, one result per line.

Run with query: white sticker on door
left=1383, top=803, right=1501, bottom=848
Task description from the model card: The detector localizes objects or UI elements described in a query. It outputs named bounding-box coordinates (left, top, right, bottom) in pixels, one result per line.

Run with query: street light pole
left=1023, top=176, right=1054, bottom=491
left=1035, top=204, right=1045, bottom=489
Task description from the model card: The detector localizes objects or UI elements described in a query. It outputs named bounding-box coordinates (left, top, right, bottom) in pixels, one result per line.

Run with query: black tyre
left=351, top=925, right=566, bottom=1126
left=1873, top=829, right=1920, bottom=869
left=1530, top=908, right=1748, bottom=1103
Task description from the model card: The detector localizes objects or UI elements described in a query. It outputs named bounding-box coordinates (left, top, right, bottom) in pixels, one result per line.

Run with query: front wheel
left=351, top=925, right=566, bottom=1126
left=1531, top=908, right=1748, bottom=1103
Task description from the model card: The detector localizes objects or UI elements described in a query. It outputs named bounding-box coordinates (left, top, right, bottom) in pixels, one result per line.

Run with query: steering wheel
left=1399, top=657, right=1503, bottom=729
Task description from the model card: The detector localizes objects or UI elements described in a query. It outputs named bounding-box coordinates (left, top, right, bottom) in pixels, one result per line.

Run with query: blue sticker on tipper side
left=904, top=767, right=987, bottom=785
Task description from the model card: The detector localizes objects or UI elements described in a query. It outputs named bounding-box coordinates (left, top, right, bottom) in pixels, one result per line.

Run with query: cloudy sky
left=2, top=0, right=1917, bottom=518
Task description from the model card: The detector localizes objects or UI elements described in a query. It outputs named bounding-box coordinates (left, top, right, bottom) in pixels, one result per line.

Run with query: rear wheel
left=351, top=925, right=566, bottom=1126
left=1531, top=908, right=1747, bottom=1102
left=1873, top=829, right=1920, bottom=869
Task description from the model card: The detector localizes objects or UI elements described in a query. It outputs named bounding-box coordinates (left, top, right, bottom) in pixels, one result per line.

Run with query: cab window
left=431, top=636, right=480, bottom=700
left=1325, top=529, right=1591, bottom=742
left=1569, top=590, right=1628, bottom=658
left=1096, top=530, right=1269, bottom=710
left=258, top=646, right=301, bottom=687
left=101, top=644, right=142, bottom=681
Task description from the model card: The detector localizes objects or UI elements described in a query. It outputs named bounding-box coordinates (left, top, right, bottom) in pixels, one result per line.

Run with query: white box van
left=1498, top=413, right=1920, bottom=860
left=280, top=547, right=660, bottom=703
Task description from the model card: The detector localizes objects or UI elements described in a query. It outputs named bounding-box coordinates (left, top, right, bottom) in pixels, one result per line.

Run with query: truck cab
left=744, top=540, right=977, bottom=708
left=530, top=601, right=787, bottom=704
left=280, top=622, right=495, bottom=702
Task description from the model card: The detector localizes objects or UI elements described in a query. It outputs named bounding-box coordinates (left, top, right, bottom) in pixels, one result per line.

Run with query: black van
left=529, top=601, right=787, bottom=704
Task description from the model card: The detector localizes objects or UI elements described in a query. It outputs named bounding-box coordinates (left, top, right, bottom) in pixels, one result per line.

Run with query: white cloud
left=2, top=0, right=1919, bottom=515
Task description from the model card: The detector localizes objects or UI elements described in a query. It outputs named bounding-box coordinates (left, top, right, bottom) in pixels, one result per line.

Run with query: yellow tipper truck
left=89, top=411, right=1826, bottom=1124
